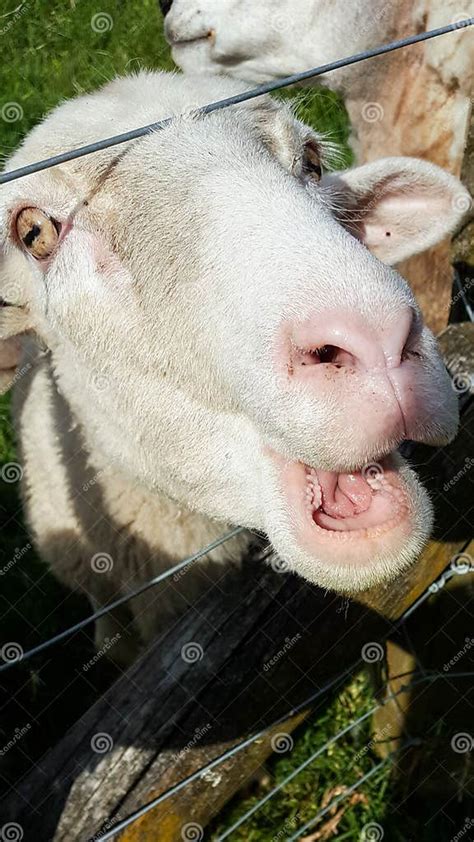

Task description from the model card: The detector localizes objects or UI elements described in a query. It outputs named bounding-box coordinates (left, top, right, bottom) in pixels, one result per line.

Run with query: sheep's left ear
left=322, top=157, right=472, bottom=265
left=0, top=251, right=34, bottom=393
left=0, top=306, right=33, bottom=394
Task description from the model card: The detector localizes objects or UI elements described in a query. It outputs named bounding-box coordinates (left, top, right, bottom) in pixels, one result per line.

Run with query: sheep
left=160, top=0, right=474, bottom=332
left=0, top=72, right=468, bottom=662
left=160, top=0, right=473, bottom=167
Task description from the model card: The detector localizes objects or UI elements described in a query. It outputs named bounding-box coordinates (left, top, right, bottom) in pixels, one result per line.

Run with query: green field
left=0, top=3, right=471, bottom=840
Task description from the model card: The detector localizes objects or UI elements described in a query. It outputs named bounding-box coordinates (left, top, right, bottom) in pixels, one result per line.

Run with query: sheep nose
left=283, top=308, right=415, bottom=377
left=159, top=0, right=174, bottom=15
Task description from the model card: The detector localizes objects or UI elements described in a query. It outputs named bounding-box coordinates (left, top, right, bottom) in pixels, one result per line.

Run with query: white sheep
left=0, top=72, right=468, bottom=662
left=160, top=0, right=474, bottom=334
left=160, top=0, right=473, bottom=168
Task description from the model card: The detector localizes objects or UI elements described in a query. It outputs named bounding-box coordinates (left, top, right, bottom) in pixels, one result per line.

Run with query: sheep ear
left=321, top=157, right=472, bottom=265
left=0, top=249, right=35, bottom=392
left=0, top=335, right=23, bottom=394
left=0, top=307, right=33, bottom=394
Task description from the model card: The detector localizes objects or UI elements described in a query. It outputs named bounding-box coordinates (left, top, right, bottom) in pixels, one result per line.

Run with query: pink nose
left=286, top=308, right=415, bottom=377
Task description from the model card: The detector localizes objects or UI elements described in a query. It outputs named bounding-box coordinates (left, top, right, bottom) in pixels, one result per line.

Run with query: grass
left=0, top=2, right=471, bottom=840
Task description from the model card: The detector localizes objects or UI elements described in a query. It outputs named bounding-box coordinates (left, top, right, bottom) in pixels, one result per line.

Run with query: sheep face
left=161, top=0, right=397, bottom=90
left=0, top=73, right=467, bottom=592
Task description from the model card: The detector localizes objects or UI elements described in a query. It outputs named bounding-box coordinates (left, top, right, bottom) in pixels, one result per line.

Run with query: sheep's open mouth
left=302, top=456, right=410, bottom=539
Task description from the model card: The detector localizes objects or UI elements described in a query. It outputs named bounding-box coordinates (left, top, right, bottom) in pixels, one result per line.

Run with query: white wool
left=0, top=72, right=466, bottom=659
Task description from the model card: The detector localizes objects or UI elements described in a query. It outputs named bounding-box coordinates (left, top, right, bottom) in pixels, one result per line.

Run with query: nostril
left=293, top=344, right=357, bottom=369
left=283, top=307, right=420, bottom=381
left=320, top=345, right=356, bottom=367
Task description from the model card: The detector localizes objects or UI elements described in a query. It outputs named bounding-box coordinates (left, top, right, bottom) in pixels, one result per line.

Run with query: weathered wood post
left=342, top=0, right=473, bottom=332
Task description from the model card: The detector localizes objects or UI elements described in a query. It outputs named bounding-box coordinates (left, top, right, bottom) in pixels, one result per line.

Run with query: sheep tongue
left=317, top=470, right=373, bottom=518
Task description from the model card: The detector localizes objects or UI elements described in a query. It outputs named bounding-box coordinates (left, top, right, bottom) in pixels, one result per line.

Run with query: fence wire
left=92, top=559, right=473, bottom=842
left=0, top=14, right=472, bottom=675
left=0, top=18, right=472, bottom=185
left=0, top=526, right=244, bottom=673
left=216, top=670, right=474, bottom=842
left=1, top=15, right=473, bottom=842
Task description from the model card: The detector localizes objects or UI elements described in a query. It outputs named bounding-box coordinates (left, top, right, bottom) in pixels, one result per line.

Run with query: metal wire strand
left=214, top=705, right=378, bottom=841
left=91, top=558, right=473, bottom=841
left=92, top=665, right=356, bottom=842
left=287, top=758, right=391, bottom=842
left=0, top=526, right=244, bottom=674
left=95, top=669, right=474, bottom=842
left=1, top=15, right=472, bottom=839
left=1, top=18, right=472, bottom=185
left=213, top=671, right=474, bottom=841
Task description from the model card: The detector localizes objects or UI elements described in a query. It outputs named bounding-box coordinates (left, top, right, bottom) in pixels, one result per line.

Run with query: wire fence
left=0, top=14, right=472, bottom=677
left=92, top=556, right=473, bottom=842
left=1, top=15, right=473, bottom=842
left=0, top=526, right=244, bottom=674
left=0, top=18, right=472, bottom=185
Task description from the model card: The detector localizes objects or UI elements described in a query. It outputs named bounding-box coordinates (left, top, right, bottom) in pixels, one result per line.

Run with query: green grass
left=210, top=672, right=391, bottom=842
left=209, top=650, right=474, bottom=842
left=0, top=3, right=470, bottom=840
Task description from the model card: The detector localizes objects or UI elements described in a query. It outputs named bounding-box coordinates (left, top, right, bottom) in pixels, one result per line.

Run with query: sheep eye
left=15, top=207, right=60, bottom=260
left=303, top=142, right=323, bottom=183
